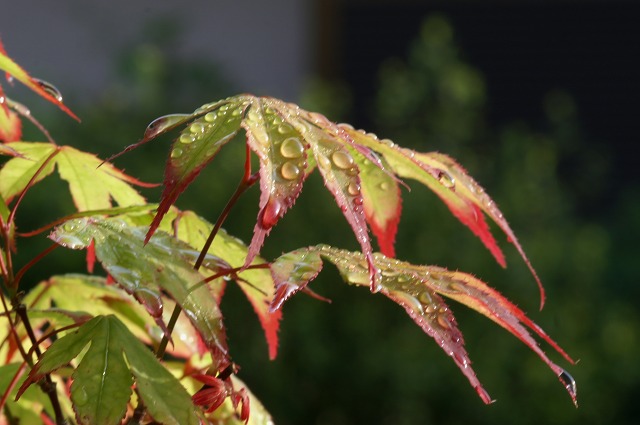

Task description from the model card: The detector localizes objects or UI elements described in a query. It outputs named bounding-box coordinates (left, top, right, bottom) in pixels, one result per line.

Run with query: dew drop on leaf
left=144, top=113, right=191, bottom=140
left=378, top=181, right=390, bottom=191
left=278, top=123, right=294, bottom=134
left=347, top=182, right=361, bottom=196
left=317, top=154, right=332, bottom=170
left=280, top=162, right=300, bottom=180
left=558, top=369, right=578, bottom=406
left=204, top=112, right=217, bottom=122
left=73, top=386, right=89, bottom=406
left=171, top=148, right=184, bottom=159
left=33, top=78, right=63, bottom=102
left=190, top=122, right=205, bottom=134
left=437, top=170, right=456, bottom=189
left=280, top=137, right=304, bottom=158
left=331, top=150, right=355, bottom=169
left=179, top=133, right=196, bottom=144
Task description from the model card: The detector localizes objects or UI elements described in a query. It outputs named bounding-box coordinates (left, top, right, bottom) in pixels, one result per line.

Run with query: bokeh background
left=1, top=1, right=639, bottom=424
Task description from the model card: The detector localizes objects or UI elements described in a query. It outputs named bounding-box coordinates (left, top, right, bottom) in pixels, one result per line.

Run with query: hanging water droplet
left=33, top=78, right=63, bottom=102
left=347, top=181, right=361, bottom=196
left=190, top=122, right=205, bottom=134
left=144, top=114, right=190, bottom=140
left=179, top=133, right=196, bottom=144
left=260, top=198, right=283, bottom=229
left=558, top=369, right=578, bottom=407
left=171, top=148, right=183, bottom=158
left=280, top=137, right=304, bottom=158
left=331, top=150, right=354, bottom=169
left=437, top=170, right=455, bottom=189
left=204, top=112, right=217, bottom=122
left=73, top=386, right=89, bottom=406
left=280, top=162, right=301, bottom=180
left=380, top=139, right=394, bottom=147
left=278, top=123, right=293, bottom=134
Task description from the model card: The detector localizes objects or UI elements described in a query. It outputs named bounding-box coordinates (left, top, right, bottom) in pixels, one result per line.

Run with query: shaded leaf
left=0, top=143, right=148, bottom=211
left=49, top=217, right=229, bottom=363
left=173, top=210, right=281, bottom=359
left=270, top=245, right=576, bottom=406
left=0, top=98, right=21, bottom=142
left=17, top=315, right=198, bottom=425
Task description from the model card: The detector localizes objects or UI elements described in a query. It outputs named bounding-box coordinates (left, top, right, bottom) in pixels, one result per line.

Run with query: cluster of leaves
left=1, top=36, right=575, bottom=425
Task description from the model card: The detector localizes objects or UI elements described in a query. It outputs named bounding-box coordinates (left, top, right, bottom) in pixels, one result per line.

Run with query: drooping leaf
left=16, top=315, right=199, bottom=425
left=173, top=210, right=281, bottom=359
left=147, top=98, right=248, bottom=243
left=0, top=38, right=78, bottom=121
left=242, top=98, right=310, bottom=269
left=0, top=97, right=21, bottom=142
left=125, top=95, right=541, bottom=297
left=0, top=143, right=148, bottom=211
left=49, top=217, right=229, bottom=364
left=269, top=245, right=576, bottom=406
left=344, top=128, right=546, bottom=306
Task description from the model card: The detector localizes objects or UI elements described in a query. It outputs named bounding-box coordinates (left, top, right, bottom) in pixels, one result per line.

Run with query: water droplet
left=317, top=154, right=332, bottom=170
left=353, top=196, right=363, bottom=206
left=171, top=148, right=183, bottom=158
left=347, top=181, right=361, bottom=196
left=247, top=110, right=260, bottom=122
left=390, top=291, right=424, bottom=315
left=558, top=369, right=578, bottom=407
left=219, top=104, right=230, bottom=112
left=179, top=133, right=196, bottom=144
left=339, top=123, right=354, bottom=130
left=204, top=112, right=217, bottom=122
left=260, top=198, right=283, bottom=229
left=331, top=151, right=354, bottom=169
left=448, top=282, right=465, bottom=293
left=135, top=288, right=163, bottom=317
left=437, top=314, right=450, bottom=329
left=190, top=122, right=205, bottom=134
left=144, top=114, right=190, bottom=140
left=33, top=78, right=63, bottom=102
left=437, top=170, right=455, bottom=189
left=278, top=123, right=293, bottom=134
left=379, top=181, right=390, bottom=191
left=73, top=386, right=89, bottom=406
left=418, top=292, right=433, bottom=305
left=231, top=107, right=243, bottom=116
left=280, top=162, right=301, bottom=180
left=366, top=132, right=379, bottom=140
left=280, top=137, right=304, bottom=158
left=309, top=112, right=325, bottom=124
left=380, top=139, right=394, bottom=147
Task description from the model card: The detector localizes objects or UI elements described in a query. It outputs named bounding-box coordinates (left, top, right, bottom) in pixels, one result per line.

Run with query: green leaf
left=49, top=217, right=229, bottom=361
left=17, top=315, right=198, bottom=425
left=173, top=210, right=281, bottom=359
left=0, top=143, right=147, bottom=211
left=269, top=245, right=576, bottom=406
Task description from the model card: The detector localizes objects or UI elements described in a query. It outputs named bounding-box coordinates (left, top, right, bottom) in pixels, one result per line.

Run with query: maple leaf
left=269, top=245, right=578, bottom=407
left=49, top=216, right=229, bottom=365
left=0, top=143, right=150, bottom=211
left=16, top=315, right=199, bottom=425
left=121, top=95, right=542, bottom=301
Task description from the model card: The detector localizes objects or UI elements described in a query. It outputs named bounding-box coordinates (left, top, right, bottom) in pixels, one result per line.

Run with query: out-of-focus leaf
left=49, top=217, right=229, bottom=363
left=0, top=38, right=78, bottom=121
left=0, top=143, right=148, bottom=211
left=0, top=100, right=21, bottom=142
left=201, top=375, right=274, bottom=425
left=269, top=245, right=576, bottom=406
left=174, top=210, right=281, bottom=360
left=16, top=315, right=199, bottom=425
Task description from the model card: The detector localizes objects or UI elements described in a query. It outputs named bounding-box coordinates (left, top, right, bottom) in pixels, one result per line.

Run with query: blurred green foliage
left=11, top=14, right=638, bottom=425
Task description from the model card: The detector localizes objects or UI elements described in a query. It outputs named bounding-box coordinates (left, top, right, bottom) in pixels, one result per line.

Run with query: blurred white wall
left=0, top=0, right=311, bottom=102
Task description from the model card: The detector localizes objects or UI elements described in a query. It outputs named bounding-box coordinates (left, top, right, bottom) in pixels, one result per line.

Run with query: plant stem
left=155, top=144, right=258, bottom=358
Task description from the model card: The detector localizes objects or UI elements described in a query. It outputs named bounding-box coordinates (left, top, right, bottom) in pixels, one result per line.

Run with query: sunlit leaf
left=147, top=98, right=248, bottom=243
left=49, top=217, right=229, bottom=363
left=0, top=38, right=78, bottom=121
left=16, top=315, right=199, bottom=425
left=269, top=245, right=576, bottom=406
left=0, top=143, right=148, bottom=211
